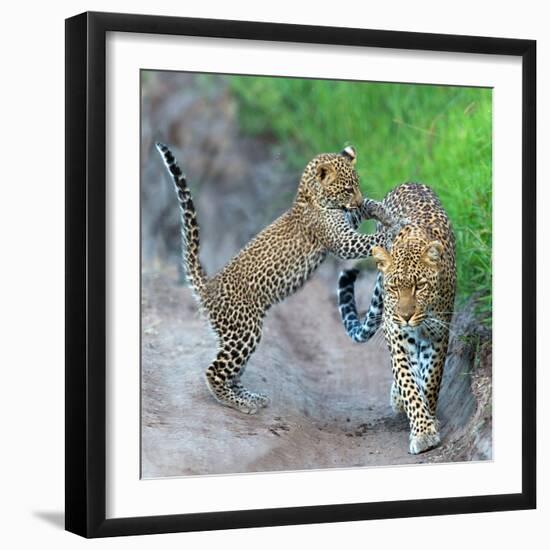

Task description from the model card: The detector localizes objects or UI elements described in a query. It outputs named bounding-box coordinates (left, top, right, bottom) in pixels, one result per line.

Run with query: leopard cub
left=156, top=143, right=401, bottom=414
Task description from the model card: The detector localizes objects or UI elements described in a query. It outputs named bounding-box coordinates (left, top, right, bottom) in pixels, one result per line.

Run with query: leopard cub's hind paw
left=238, top=389, right=270, bottom=410
left=234, top=391, right=270, bottom=414
left=223, top=383, right=270, bottom=414
left=206, top=376, right=269, bottom=415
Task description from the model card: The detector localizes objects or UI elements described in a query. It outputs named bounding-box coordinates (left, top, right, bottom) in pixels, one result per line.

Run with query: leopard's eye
left=417, top=281, right=428, bottom=291
left=345, top=185, right=354, bottom=193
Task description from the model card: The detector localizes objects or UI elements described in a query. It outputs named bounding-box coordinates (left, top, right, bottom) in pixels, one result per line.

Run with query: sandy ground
left=141, top=267, right=491, bottom=478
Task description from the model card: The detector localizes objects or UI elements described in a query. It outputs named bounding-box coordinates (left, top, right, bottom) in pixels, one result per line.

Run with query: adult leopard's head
left=372, top=236, right=445, bottom=327
left=299, top=147, right=364, bottom=211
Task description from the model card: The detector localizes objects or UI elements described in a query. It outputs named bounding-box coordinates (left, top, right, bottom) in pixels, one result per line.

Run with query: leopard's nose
left=397, top=291, right=415, bottom=322
left=396, top=307, right=415, bottom=325
left=401, top=310, right=413, bottom=322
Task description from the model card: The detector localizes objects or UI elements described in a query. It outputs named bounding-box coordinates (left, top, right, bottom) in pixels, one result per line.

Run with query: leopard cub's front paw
left=398, top=217, right=412, bottom=230
left=388, top=217, right=410, bottom=239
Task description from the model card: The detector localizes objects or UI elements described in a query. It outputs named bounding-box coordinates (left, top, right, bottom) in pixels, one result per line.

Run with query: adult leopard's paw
left=409, top=431, right=441, bottom=455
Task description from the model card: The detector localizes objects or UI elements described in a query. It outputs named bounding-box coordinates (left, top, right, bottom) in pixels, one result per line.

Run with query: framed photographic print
left=65, top=11, right=536, bottom=538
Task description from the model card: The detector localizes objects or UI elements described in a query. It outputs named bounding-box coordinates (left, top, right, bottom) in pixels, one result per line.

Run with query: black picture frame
left=65, top=11, right=536, bottom=538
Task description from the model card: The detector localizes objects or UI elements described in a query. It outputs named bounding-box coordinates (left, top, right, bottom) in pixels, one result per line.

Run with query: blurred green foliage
left=229, top=76, right=492, bottom=320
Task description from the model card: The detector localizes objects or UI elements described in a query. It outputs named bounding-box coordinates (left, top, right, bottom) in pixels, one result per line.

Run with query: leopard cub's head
left=299, top=146, right=364, bottom=211
left=372, top=235, right=445, bottom=327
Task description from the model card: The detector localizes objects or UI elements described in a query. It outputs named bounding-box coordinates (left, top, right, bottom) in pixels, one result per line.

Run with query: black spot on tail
left=338, top=268, right=360, bottom=288
left=169, top=163, right=182, bottom=176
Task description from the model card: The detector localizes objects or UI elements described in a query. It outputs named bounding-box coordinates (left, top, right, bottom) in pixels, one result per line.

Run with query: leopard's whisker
left=425, top=317, right=460, bottom=339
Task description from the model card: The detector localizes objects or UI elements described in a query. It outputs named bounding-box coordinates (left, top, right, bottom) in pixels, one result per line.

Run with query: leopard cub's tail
left=155, top=142, right=207, bottom=300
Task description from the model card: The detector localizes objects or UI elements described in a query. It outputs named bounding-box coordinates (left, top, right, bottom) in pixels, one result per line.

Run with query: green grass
left=228, top=76, right=492, bottom=321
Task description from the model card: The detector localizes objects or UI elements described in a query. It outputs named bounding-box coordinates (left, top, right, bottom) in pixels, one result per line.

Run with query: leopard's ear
left=421, top=241, right=444, bottom=270
left=372, top=246, right=392, bottom=273
left=341, top=146, right=357, bottom=166
left=316, top=162, right=337, bottom=188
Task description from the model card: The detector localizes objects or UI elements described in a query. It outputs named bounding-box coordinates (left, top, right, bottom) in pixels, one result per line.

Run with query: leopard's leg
left=386, top=324, right=440, bottom=454
left=390, top=327, right=422, bottom=415
left=205, top=315, right=269, bottom=414
left=390, top=380, right=405, bottom=414
left=418, top=334, right=449, bottom=418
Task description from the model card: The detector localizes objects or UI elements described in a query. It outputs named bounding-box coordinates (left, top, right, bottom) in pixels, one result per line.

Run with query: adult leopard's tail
left=155, top=142, right=207, bottom=300
left=338, top=269, right=383, bottom=343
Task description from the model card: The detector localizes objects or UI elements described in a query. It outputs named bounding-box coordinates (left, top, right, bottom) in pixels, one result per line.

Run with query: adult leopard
left=156, top=142, right=402, bottom=414
left=338, top=183, right=456, bottom=454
